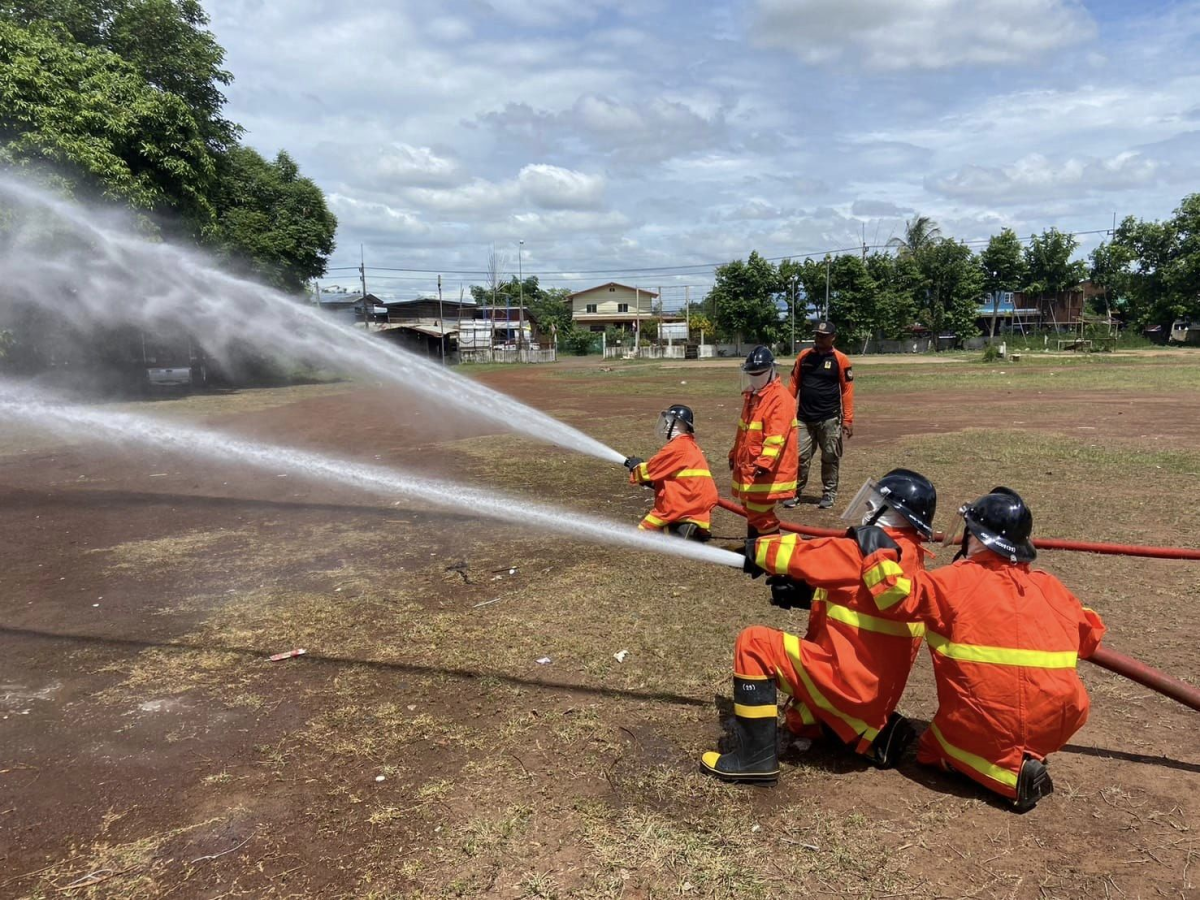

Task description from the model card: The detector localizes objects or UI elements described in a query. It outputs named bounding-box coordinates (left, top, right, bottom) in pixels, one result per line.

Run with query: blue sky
left=205, top=0, right=1200, bottom=305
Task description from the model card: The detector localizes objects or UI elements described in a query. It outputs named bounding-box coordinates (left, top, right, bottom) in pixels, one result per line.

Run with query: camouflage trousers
left=797, top=417, right=843, bottom=499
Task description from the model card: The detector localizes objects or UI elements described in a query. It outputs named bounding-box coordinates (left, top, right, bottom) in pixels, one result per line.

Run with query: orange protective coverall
left=787, top=347, right=856, bottom=429
left=628, top=433, right=718, bottom=531
left=728, top=375, right=799, bottom=532
left=896, top=554, right=1106, bottom=799
left=734, top=528, right=929, bottom=752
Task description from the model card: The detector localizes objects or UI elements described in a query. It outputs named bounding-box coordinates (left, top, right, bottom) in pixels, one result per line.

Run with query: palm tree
left=887, top=216, right=942, bottom=258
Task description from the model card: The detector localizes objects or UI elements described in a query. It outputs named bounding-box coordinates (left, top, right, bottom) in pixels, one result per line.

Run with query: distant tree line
left=708, top=196, right=1200, bottom=347
left=0, top=1, right=337, bottom=292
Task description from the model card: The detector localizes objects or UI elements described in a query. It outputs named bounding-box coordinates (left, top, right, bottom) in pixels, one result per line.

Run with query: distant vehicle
left=137, top=331, right=207, bottom=391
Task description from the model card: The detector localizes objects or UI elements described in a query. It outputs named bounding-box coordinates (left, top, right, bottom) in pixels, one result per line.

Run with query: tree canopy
left=0, top=3, right=335, bottom=291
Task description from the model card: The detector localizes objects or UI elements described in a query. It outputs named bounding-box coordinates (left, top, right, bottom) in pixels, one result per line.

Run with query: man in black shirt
left=784, top=321, right=855, bottom=509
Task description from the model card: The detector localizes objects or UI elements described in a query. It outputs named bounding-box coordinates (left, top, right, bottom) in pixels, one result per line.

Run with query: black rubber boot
left=1014, top=756, right=1054, bottom=812
left=746, top=523, right=761, bottom=540
left=700, top=676, right=779, bottom=783
left=867, top=712, right=916, bottom=769
left=669, top=523, right=710, bottom=542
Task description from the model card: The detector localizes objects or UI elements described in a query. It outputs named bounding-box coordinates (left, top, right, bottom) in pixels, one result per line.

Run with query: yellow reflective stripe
left=734, top=703, right=778, bottom=719
left=863, top=559, right=904, bottom=588
left=795, top=702, right=816, bottom=725
left=635, top=462, right=650, bottom=482
left=674, top=469, right=712, bottom=478
left=762, top=435, right=786, bottom=446
left=813, top=587, right=828, bottom=602
left=744, top=501, right=775, bottom=512
left=813, top=599, right=925, bottom=638
left=680, top=517, right=711, bottom=529
left=772, top=534, right=798, bottom=575
left=760, top=446, right=780, bottom=459
left=738, top=420, right=764, bottom=431
left=783, top=633, right=879, bottom=742
left=873, top=579, right=912, bottom=610
left=642, top=513, right=667, bottom=527
left=926, top=631, right=1078, bottom=669
left=791, top=418, right=800, bottom=427
left=929, top=722, right=1018, bottom=788
left=733, top=481, right=799, bottom=493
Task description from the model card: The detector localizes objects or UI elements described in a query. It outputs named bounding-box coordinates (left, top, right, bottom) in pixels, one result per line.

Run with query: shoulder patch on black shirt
left=844, top=366, right=854, bottom=382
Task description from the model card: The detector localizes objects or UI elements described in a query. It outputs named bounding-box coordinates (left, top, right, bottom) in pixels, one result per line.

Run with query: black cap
left=814, top=321, right=837, bottom=336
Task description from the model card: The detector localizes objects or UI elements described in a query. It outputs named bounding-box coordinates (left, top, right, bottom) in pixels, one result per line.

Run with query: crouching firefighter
left=728, top=346, right=799, bottom=539
left=700, top=469, right=936, bottom=783
left=622, top=405, right=718, bottom=540
left=895, top=488, right=1107, bottom=812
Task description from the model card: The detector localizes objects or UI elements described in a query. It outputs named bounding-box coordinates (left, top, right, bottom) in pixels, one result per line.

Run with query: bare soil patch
left=2, top=355, right=1198, bottom=898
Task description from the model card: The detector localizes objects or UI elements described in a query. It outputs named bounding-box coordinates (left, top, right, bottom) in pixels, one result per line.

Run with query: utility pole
left=791, top=276, right=797, bottom=354
left=685, top=285, right=690, bottom=332
left=359, top=244, right=369, bottom=332
left=517, top=239, right=525, bottom=358
left=437, top=274, right=445, bottom=365
left=824, top=256, right=831, bottom=320
left=989, top=270, right=1000, bottom=343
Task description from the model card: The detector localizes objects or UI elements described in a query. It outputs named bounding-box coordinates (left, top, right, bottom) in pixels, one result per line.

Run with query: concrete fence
left=459, top=347, right=558, bottom=364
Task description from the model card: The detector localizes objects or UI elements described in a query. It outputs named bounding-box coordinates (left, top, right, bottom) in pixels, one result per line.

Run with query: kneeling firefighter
left=701, top=469, right=936, bottom=783
left=890, top=488, right=1107, bottom=811
left=622, top=404, right=718, bottom=540
left=728, top=346, right=799, bottom=539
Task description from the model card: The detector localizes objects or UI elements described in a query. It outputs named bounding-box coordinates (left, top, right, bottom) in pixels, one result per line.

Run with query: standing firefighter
left=785, top=320, right=854, bottom=509
left=890, top=488, right=1107, bottom=811
left=622, top=405, right=718, bottom=540
left=729, top=346, right=799, bottom=538
left=700, top=469, right=936, bottom=783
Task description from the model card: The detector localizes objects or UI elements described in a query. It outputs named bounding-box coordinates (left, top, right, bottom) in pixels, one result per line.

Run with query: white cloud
left=403, top=165, right=605, bottom=216
left=850, top=198, right=914, bottom=218
left=929, top=152, right=1162, bottom=203
left=750, top=0, right=1096, bottom=70
left=374, top=144, right=463, bottom=187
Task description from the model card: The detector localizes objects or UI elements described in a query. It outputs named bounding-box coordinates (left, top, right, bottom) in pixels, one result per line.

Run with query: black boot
left=1014, top=756, right=1053, bottom=812
left=700, top=676, right=779, bottom=783
left=867, top=712, right=916, bottom=769
left=746, top=523, right=761, bottom=540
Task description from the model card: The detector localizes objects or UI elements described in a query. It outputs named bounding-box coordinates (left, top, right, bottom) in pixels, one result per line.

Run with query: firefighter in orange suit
left=728, top=346, right=799, bottom=538
left=700, top=469, right=936, bottom=783
left=901, top=488, right=1106, bottom=811
left=622, top=405, right=718, bottom=540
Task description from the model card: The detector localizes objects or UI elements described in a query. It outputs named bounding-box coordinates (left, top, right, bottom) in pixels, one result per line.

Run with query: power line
left=324, top=226, right=1116, bottom=281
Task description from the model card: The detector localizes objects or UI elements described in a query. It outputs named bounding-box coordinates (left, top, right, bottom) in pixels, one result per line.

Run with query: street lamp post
left=517, top=239, right=525, bottom=358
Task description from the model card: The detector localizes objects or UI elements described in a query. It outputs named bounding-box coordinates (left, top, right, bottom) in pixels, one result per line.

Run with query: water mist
left=0, top=177, right=625, bottom=465
left=0, top=382, right=744, bottom=570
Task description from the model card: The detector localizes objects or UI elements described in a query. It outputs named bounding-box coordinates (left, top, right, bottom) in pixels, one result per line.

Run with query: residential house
left=569, top=283, right=658, bottom=333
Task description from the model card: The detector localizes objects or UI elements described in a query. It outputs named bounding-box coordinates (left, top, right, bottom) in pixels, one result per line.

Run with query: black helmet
left=960, top=486, right=1036, bottom=563
left=741, top=345, right=775, bottom=374
left=657, top=404, right=695, bottom=438
left=875, top=468, right=937, bottom=539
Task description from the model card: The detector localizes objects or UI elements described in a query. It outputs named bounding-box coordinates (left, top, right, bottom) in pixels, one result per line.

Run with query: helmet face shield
left=655, top=411, right=676, bottom=440
left=840, top=478, right=883, bottom=525
left=740, top=367, right=773, bottom=393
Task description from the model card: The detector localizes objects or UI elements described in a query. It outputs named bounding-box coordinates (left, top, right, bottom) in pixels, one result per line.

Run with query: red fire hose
left=714, top=498, right=1200, bottom=560
left=1086, top=645, right=1200, bottom=713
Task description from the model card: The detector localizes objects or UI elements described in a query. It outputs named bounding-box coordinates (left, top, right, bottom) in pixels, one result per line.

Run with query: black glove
left=742, top=538, right=765, bottom=578
left=623, top=456, right=643, bottom=472
left=754, top=465, right=771, bottom=479
left=845, top=525, right=901, bottom=561
left=728, top=457, right=735, bottom=470
left=767, top=576, right=815, bottom=610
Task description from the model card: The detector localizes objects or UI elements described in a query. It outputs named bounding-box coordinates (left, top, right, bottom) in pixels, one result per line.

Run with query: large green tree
left=916, top=240, right=983, bottom=338
left=0, top=0, right=236, bottom=148
left=204, top=147, right=337, bottom=291
left=980, top=228, right=1029, bottom=339
left=866, top=252, right=920, bottom=340
left=1024, top=228, right=1087, bottom=328
left=709, top=251, right=781, bottom=344
left=0, top=17, right=215, bottom=221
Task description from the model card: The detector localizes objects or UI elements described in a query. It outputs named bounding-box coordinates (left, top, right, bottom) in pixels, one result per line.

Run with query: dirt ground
left=2, top=352, right=1199, bottom=899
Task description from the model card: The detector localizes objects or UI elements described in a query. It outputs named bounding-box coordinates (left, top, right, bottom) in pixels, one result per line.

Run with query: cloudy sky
left=205, top=0, right=1200, bottom=305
